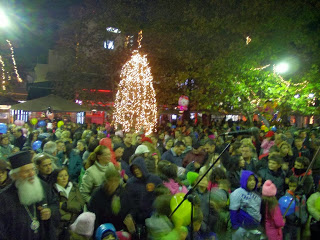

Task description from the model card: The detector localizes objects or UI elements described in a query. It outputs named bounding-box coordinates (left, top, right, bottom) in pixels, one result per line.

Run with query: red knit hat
left=265, top=131, right=274, bottom=138
left=141, top=137, right=153, bottom=144
left=262, top=180, right=277, bottom=197
left=116, top=231, right=131, bottom=240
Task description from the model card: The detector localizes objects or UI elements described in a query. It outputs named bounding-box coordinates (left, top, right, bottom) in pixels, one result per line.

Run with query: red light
left=82, top=89, right=112, bottom=93
left=97, top=89, right=112, bottom=93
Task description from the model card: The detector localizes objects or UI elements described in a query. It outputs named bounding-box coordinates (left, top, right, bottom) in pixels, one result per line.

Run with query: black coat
left=126, top=157, right=162, bottom=224
left=88, top=184, right=130, bottom=231
left=0, top=180, right=60, bottom=240
left=258, top=168, right=286, bottom=199
left=14, top=135, right=27, bottom=150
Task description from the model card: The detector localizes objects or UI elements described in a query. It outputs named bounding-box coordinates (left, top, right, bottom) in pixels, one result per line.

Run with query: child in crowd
left=69, top=212, right=96, bottom=240
left=95, top=223, right=132, bottom=240
left=258, top=154, right=286, bottom=198
left=157, top=160, right=188, bottom=195
left=261, top=131, right=275, bottom=155
left=145, top=195, right=188, bottom=240
left=227, top=155, right=245, bottom=191
left=261, top=180, right=285, bottom=240
left=186, top=207, right=217, bottom=240
left=95, top=223, right=118, bottom=240
left=283, top=176, right=308, bottom=240
left=287, top=156, right=314, bottom=197
left=192, top=175, right=212, bottom=235
left=229, top=170, right=262, bottom=240
left=207, top=167, right=227, bottom=190
left=209, top=185, right=231, bottom=240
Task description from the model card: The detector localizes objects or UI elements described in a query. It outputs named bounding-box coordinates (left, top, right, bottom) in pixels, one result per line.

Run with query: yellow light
left=252, top=64, right=270, bottom=71
left=0, top=55, right=6, bottom=90
left=246, top=36, right=251, bottom=45
left=6, top=40, right=23, bottom=82
left=113, top=46, right=158, bottom=134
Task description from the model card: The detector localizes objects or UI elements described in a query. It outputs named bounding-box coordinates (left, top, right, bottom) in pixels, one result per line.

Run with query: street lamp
left=274, top=62, right=289, bottom=74
left=0, top=9, right=9, bottom=28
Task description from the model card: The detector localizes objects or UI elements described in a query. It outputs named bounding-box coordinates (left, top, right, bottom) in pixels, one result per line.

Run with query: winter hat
left=265, top=131, right=274, bottom=138
left=141, top=137, right=153, bottom=144
left=262, top=180, right=277, bottom=197
left=70, top=212, right=96, bottom=237
left=135, top=145, right=150, bottom=154
left=7, top=151, right=32, bottom=169
left=96, top=223, right=117, bottom=240
left=116, top=231, right=131, bottom=240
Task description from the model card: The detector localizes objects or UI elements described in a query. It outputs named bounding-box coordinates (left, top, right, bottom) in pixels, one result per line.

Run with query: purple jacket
left=229, top=170, right=261, bottom=229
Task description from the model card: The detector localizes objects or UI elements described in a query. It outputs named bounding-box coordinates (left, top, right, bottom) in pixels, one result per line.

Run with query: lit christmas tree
left=0, top=40, right=23, bottom=91
left=113, top=31, right=157, bottom=134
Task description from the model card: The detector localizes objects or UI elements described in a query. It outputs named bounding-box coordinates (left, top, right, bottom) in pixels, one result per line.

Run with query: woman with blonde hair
left=80, top=145, right=115, bottom=203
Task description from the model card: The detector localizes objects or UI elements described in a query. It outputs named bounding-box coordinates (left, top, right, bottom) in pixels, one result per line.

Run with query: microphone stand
left=169, top=140, right=233, bottom=239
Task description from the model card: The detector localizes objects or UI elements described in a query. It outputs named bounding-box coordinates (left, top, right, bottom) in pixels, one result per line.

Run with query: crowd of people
left=0, top=119, right=320, bottom=240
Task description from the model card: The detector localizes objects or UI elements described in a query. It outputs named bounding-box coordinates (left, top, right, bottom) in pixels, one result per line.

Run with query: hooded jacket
left=126, top=157, right=162, bottom=224
left=229, top=170, right=261, bottom=230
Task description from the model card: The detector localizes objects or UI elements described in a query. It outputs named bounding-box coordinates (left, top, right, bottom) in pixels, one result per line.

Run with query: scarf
left=55, top=182, right=73, bottom=198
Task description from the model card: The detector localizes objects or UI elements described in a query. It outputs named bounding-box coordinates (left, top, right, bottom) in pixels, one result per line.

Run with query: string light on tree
left=0, top=55, right=6, bottom=90
left=246, top=36, right=252, bottom=45
left=6, top=40, right=23, bottom=82
left=113, top=30, right=157, bottom=134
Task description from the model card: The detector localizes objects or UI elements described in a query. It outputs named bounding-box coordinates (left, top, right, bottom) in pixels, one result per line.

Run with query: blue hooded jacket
left=229, top=170, right=261, bottom=230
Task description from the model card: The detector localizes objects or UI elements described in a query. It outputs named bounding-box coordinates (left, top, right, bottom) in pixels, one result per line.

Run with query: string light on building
left=6, top=40, right=23, bottom=82
left=113, top=31, right=157, bottom=134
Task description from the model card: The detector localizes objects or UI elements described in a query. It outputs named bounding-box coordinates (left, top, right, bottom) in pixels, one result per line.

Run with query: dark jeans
left=284, top=224, right=300, bottom=240
left=310, top=220, right=320, bottom=240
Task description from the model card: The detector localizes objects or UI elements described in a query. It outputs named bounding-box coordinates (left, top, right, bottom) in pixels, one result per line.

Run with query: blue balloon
left=32, top=140, right=42, bottom=151
left=0, top=123, right=7, bottom=134
left=271, top=126, right=277, bottom=132
left=38, top=120, right=46, bottom=127
left=279, top=195, right=295, bottom=216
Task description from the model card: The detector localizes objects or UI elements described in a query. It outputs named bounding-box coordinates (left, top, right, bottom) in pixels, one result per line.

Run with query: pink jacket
left=163, top=179, right=188, bottom=195
left=264, top=204, right=285, bottom=240
left=261, top=139, right=275, bottom=155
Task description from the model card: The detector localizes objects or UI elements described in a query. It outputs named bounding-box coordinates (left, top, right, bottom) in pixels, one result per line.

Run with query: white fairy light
left=6, top=40, right=23, bottom=82
left=113, top=46, right=158, bottom=134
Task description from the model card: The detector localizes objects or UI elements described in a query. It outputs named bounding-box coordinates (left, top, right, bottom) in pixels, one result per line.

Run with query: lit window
left=226, top=115, right=239, bottom=121
left=77, top=112, right=85, bottom=124
left=104, top=40, right=114, bottom=50
left=106, top=27, right=121, bottom=33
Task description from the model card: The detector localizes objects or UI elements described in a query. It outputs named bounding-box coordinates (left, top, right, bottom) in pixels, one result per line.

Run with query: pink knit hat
left=262, top=180, right=277, bottom=196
